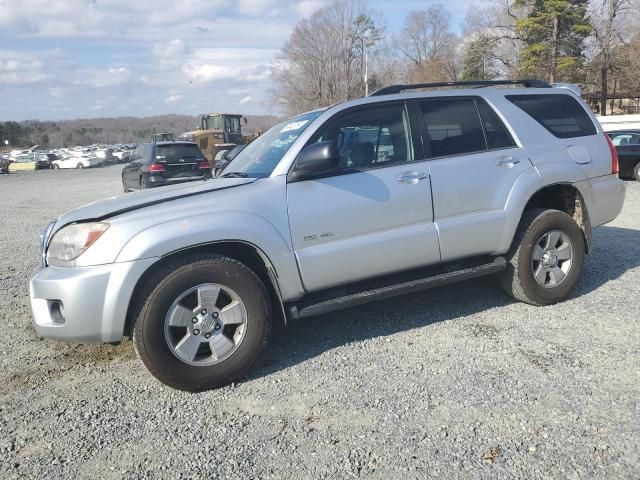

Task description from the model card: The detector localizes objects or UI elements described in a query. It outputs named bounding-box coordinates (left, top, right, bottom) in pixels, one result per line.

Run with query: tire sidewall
left=516, top=211, right=585, bottom=305
left=135, top=259, right=270, bottom=390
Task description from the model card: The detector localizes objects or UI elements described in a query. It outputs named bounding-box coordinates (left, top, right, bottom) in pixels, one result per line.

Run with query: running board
left=287, top=257, right=506, bottom=320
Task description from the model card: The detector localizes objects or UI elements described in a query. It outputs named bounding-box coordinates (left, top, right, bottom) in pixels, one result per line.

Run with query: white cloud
left=74, top=67, right=132, bottom=88
left=295, top=0, right=326, bottom=17
left=237, top=0, right=277, bottom=15
left=183, top=64, right=239, bottom=84
left=165, top=94, right=184, bottom=104
left=239, top=95, right=253, bottom=104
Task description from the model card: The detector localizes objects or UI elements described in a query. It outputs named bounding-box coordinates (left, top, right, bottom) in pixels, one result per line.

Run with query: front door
left=287, top=102, right=441, bottom=293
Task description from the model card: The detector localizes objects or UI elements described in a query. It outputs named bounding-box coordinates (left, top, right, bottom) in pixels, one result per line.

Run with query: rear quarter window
left=506, top=94, right=597, bottom=139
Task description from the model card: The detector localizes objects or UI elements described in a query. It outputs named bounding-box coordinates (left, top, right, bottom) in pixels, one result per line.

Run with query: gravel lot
left=1, top=165, right=639, bottom=479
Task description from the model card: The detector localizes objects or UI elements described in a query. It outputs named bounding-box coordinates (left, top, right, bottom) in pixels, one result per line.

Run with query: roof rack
left=369, top=79, right=552, bottom=97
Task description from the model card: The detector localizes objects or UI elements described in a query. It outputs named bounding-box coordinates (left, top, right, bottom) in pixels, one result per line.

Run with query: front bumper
left=30, top=257, right=157, bottom=343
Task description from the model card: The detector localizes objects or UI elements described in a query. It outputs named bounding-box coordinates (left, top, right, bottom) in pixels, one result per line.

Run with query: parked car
left=607, top=130, right=640, bottom=180
left=121, top=141, right=211, bottom=191
left=214, top=144, right=246, bottom=176
left=52, top=155, right=100, bottom=169
left=31, top=80, right=625, bottom=391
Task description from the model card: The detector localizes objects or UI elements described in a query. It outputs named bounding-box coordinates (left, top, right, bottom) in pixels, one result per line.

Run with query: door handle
left=496, top=156, right=520, bottom=168
left=396, top=171, right=428, bottom=184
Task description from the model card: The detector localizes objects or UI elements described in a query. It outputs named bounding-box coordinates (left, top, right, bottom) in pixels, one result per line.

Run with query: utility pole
left=364, top=53, right=369, bottom=97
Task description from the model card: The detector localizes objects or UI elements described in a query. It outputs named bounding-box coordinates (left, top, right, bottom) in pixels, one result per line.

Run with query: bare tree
left=399, top=5, right=459, bottom=82
left=589, top=0, right=635, bottom=115
left=270, top=0, right=384, bottom=115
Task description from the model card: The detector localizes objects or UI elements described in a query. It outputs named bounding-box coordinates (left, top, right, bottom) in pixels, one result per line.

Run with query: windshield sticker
left=280, top=120, right=308, bottom=132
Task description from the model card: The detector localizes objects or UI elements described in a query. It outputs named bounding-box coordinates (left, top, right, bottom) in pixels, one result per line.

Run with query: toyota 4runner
left=30, top=80, right=626, bottom=391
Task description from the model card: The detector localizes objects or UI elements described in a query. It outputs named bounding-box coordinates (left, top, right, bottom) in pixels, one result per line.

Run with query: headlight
left=46, top=222, right=109, bottom=266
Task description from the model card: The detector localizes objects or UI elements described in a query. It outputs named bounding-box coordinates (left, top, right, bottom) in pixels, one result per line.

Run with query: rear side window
left=506, top=94, right=596, bottom=138
left=476, top=101, right=516, bottom=149
left=155, top=144, right=204, bottom=163
left=608, top=132, right=640, bottom=146
left=420, top=99, right=486, bottom=157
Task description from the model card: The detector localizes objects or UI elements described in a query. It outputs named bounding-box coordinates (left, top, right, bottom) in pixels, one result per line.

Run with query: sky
left=0, top=0, right=474, bottom=121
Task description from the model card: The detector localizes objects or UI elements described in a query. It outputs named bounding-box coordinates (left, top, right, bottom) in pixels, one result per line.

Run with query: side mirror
left=291, top=141, right=339, bottom=180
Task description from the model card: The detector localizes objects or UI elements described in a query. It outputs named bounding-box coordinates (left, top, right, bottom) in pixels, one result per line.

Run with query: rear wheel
left=634, top=162, right=640, bottom=182
left=499, top=209, right=585, bottom=306
left=76, top=163, right=84, bottom=169
left=52, top=164, right=60, bottom=170
left=122, top=175, right=130, bottom=192
left=140, top=176, right=148, bottom=189
left=132, top=254, right=272, bottom=391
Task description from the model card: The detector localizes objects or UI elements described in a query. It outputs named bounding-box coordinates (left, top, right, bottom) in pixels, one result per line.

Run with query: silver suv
left=30, top=80, right=626, bottom=391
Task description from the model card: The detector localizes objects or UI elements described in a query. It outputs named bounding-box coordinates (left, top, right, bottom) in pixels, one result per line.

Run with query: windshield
left=221, top=110, right=323, bottom=178
left=225, top=116, right=241, bottom=134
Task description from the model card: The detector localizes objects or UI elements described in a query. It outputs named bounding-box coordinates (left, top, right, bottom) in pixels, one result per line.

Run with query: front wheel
left=499, top=209, right=585, bottom=306
left=76, top=163, right=84, bottom=169
left=633, top=162, right=640, bottom=182
left=133, top=254, right=272, bottom=391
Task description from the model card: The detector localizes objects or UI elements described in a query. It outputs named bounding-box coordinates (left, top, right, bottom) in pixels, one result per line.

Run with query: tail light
left=149, top=163, right=166, bottom=172
left=198, top=160, right=210, bottom=170
left=605, top=134, right=619, bottom=175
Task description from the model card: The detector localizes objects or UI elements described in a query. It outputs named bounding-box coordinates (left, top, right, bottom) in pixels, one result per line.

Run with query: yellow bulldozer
left=179, top=113, right=254, bottom=166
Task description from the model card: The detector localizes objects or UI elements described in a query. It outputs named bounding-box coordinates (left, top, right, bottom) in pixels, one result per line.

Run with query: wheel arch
left=515, top=183, right=592, bottom=254
left=123, top=240, right=287, bottom=338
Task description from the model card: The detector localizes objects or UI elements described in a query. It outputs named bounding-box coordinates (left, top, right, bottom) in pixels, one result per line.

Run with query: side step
left=288, top=257, right=506, bottom=320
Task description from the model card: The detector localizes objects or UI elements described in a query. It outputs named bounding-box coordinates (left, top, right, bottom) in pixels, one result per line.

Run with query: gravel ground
left=1, top=165, right=639, bottom=479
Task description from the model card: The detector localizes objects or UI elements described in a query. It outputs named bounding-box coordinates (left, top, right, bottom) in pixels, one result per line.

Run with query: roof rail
left=369, top=79, right=552, bottom=97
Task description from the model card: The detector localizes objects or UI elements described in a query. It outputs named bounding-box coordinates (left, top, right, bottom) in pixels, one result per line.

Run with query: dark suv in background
left=607, top=130, right=640, bottom=181
left=122, top=141, right=211, bottom=191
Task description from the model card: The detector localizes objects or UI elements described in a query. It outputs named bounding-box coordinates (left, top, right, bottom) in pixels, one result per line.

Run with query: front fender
left=115, top=210, right=305, bottom=300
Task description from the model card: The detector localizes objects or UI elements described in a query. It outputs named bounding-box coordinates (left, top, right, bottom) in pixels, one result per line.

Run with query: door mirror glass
left=292, top=141, right=339, bottom=178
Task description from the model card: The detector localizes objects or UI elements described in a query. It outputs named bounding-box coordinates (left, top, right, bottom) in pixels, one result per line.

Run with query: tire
left=634, top=162, right=640, bottom=182
left=499, top=208, right=585, bottom=306
left=76, top=163, right=84, bottom=169
left=140, top=176, right=148, bottom=189
left=132, top=254, right=272, bottom=391
left=122, top=175, right=130, bottom=193
left=53, top=164, right=59, bottom=170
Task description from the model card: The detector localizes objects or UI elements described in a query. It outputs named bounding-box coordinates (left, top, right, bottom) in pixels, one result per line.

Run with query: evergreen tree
left=515, top=0, right=591, bottom=82
left=461, top=35, right=499, bottom=81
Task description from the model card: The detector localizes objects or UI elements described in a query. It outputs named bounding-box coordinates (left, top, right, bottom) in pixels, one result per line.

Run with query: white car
left=52, top=155, right=100, bottom=169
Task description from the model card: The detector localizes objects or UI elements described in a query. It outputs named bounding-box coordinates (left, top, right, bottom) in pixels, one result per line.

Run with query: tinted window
left=311, top=103, right=412, bottom=170
left=155, top=144, right=204, bottom=163
left=421, top=99, right=486, bottom=157
left=476, top=101, right=516, bottom=149
left=506, top=94, right=596, bottom=138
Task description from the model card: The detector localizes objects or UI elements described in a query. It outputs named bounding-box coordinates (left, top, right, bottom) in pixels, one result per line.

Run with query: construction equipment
left=179, top=113, right=248, bottom=164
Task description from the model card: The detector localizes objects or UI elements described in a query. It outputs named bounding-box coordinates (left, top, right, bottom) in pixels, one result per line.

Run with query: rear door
left=286, top=101, right=441, bottom=292
left=416, top=96, right=532, bottom=261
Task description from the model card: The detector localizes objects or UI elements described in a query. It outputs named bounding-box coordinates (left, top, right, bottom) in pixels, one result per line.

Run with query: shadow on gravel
left=249, top=225, right=640, bottom=382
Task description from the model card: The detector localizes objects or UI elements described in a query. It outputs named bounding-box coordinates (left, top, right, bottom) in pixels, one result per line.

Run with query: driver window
left=311, top=103, right=413, bottom=171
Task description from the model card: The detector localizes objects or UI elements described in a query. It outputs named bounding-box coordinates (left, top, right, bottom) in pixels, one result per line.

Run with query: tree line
left=270, top=0, right=640, bottom=116
left=0, top=115, right=280, bottom=149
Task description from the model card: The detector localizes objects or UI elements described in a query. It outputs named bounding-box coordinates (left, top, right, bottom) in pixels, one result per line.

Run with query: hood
left=55, top=177, right=257, bottom=229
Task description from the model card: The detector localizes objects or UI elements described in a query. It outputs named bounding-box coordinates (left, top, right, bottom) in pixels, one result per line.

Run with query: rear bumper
left=581, top=174, right=626, bottom=228
left=145, top=173, right=211, bottom=187
left=30, top=257, right=157, bottom=343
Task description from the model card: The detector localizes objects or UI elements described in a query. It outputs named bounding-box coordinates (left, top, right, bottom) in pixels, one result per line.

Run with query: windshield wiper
left=221, top=171, right=249, bottom=178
